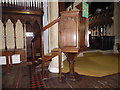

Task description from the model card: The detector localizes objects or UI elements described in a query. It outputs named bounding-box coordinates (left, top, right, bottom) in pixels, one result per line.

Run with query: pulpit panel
left=61, top=16, right=77, bottom=47
left=59, top=11, right=87, bottom=53
left=59, top=11, right=80, bottom=52
left=79, top=18, right=86, bottom=47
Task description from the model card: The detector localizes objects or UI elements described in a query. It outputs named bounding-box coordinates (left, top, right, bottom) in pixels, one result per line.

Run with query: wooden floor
left=2, top=63, right=120, bottom=89
left=2, top=64, right=29, bottom=88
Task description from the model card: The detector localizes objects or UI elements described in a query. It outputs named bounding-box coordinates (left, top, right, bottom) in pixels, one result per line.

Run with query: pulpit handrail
left=32, top=17, right=60, bottom=42
left=31, top=16, right=60, bottom=61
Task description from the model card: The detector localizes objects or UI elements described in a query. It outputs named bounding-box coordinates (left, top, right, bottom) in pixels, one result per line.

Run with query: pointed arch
left=0, top=20, right=5, bottom=50
left=6, top=19, right=15, bottom=49
left=16, top=19, right=24, bottom=49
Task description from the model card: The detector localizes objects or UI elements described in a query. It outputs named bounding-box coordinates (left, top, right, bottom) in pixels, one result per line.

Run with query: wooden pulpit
left=59, top=11, right=88, bottom=81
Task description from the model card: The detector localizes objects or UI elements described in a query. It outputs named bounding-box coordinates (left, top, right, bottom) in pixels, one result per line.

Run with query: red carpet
left=28, top=66, right=46, bottom=88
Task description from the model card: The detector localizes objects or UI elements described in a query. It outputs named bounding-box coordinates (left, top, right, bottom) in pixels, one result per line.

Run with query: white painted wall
left=47, top=1, right=60, bottom=73
left=43, top=0, right=49, bottom=54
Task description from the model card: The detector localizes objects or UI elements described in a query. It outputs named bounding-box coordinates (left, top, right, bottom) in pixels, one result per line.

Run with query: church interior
left=0, top=0, right=120, bottom=89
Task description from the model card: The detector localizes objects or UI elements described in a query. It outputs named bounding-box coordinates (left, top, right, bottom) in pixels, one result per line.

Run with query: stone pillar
left=48, top=1, right=59, bottom=73
left=114, top=2, right=120, bottom=53
left=43, top=1, right=49, bottom=54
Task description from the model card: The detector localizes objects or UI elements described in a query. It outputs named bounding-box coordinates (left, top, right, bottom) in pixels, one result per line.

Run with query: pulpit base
left=64, top=72, right=80, bottom=81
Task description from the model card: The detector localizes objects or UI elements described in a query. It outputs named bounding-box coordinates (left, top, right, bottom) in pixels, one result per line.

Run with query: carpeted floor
left=62, top=52, right=119, bottom=77
left=28, top=66, right=45, bottom=88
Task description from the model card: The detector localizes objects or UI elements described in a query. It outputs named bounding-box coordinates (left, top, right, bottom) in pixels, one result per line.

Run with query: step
left=37, top=48, right=60, bottom=63
left=36, top=48, right=60, bottom=69
left=51, top=48, right=60, bottom=52
left=38, top=57, right=42, bottom=60
left=44, top=53, right=52, bottom=56
left=35, top=53, right=41, bottom=56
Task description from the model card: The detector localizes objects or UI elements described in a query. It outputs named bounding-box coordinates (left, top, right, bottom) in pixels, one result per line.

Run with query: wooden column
left=3, top=23, right=7, bottom=50
left=98, top=26, right=101, bottom=37
left=22, top=23, right=27, bottom=61
left=22, top=24, right=26, bottom=49
left=114, top=2, right=120, bottom=53
left=13, top=24, right=17, bottom=49
left=58, top=49, right=62, bottom=81
left=6, top=55, right=10, bottom=73
left=41, top=29, right=45, bottom=77
left=114, top=2, right=120, bottom=42
left=64, top=53, right=80, bottom=81
left=31, top=25, right=36, bottom=62
left=32, top=42, right=35, bottom=62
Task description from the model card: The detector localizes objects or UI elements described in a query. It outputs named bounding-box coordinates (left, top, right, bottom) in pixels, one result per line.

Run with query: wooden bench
left=1, top=49, right=25, bottom=73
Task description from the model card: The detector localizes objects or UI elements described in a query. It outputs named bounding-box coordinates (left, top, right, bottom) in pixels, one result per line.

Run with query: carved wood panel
left=59, top=11, right=87, bottom=53
left=2, top=13, right=42, bottom=26
left=1, top=7, right=43, bottom=59
left=61, top=16, right=77, bottom=47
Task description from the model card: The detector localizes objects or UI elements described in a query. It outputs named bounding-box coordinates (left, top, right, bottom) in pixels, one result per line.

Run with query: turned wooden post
left=13, top=24, right=17, bottom=49
left=41, top=30, right=45, bottom=78
left=22, top=24, right=26, bottom=49
left=58, top=49, right=62, bottom=81
left=32, top=42, right=35, bottom=62
left=64, top=53, right=79, bottom=81
left=3, top=24, right=7, bottom=50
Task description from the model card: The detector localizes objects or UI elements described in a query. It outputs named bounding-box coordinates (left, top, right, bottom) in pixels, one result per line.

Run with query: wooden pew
left=1, top=49, right=25, bottom=73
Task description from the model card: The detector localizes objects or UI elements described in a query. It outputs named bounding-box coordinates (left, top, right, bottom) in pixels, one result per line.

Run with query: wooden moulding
left=2, top=7, right=43, bottom=16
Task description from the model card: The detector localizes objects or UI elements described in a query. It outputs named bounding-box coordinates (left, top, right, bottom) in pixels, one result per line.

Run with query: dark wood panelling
left=59, top=11, right=87, bottom=53
left=26, top=23, right=33, bottom=58
left=2, top=7, right=43, bottom=59
left=59, top=2, right=65, bottom=16
left=89, top=36, right=115, bottom=50
left=33, top=22, right=41, bottom=56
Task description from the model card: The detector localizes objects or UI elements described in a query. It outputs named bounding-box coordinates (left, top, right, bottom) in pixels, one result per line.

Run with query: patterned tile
left=28, top=66, right=45, bottom=88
